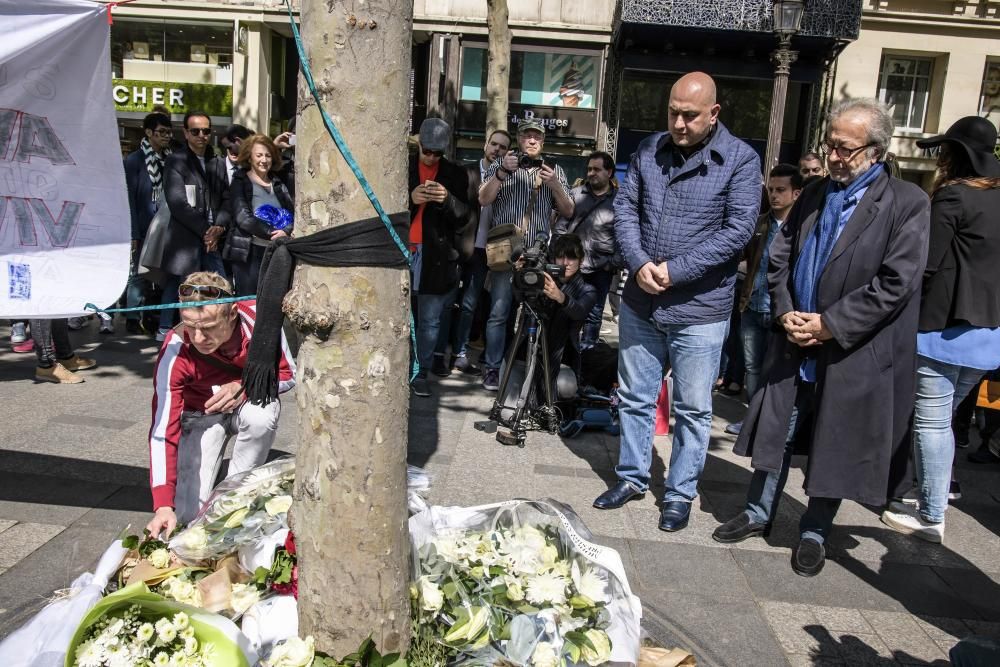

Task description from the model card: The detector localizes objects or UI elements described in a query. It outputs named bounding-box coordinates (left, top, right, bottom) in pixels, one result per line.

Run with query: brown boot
left=36, top=363, right=84, bottom=384
left=60, top=355, right=97, bottom=372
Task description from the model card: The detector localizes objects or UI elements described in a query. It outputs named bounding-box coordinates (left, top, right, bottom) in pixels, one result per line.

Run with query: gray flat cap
left=419, top=117, right=451, bottom=152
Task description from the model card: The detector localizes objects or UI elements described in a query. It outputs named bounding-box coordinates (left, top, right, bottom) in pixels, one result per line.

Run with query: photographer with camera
left=491, top=233, right=596, bottom=444
left=477, top=120, right=574, bottom=392
left=532, top=234, right=597, bottom=378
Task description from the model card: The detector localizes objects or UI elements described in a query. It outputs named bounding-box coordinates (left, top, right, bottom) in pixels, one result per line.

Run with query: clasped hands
left=203, top=224, right=224, bottom=252
left=780, top=311, right=832, bottom=347
left=636, top=261, right=671, bottom=295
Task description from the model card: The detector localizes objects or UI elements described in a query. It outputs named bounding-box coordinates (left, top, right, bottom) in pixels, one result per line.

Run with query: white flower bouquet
left=171, top=458, right=296, bottom=562
left=409, top=500, right=642, bottom=666
left=65, top=582, right=258, bottom=667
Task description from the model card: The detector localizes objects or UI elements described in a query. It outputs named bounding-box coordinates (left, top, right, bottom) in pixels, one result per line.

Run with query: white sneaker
left=98, top=315, right=114, bottom=334
left=880, top=509, right=944, bottom=543
left=10, top=322, right=26, bottom=343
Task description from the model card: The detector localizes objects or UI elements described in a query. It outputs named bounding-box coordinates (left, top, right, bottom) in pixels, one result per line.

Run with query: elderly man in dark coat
left=712, top=97, right=930, bottom=577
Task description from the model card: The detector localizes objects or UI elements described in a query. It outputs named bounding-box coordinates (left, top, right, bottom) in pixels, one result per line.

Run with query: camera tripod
left=489, top=300, right=560, bottom=447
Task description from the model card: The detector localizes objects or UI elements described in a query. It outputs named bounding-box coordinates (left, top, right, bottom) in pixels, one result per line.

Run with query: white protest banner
left=0, top=0, right=130, bottom=318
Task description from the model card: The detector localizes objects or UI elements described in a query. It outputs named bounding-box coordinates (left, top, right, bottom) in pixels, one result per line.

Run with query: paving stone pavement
left=1, top=317, right=999, bottom=665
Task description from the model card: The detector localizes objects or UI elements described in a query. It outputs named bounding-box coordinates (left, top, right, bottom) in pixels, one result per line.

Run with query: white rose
left=230, top=583, right=261, bottom=614
left=264, top=495, right=293, bottom=517
left=531, top=641, right=560, bottom=667
left=503, top=575, right=525, bottom=602
left=148, top=548, right=171, bottom=569
left=174, top=526, right=208, bottom=552
left=580, top=629, right=612, bottom=666
left=417, top=576, right=444, bottom=613
left=266, top=635, right=315, bottom=667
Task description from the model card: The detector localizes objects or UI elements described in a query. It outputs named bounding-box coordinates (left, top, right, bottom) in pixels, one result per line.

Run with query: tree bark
left=288, top=0, right=412, bottom=657
left=485, top=0, right=512, bottom=135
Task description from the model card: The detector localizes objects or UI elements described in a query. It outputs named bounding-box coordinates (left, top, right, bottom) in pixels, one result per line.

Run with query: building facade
left=607, top=1, right=862, bottom=169
left=832, top=0, right=1000, bottom=188
left=105, top=0, right=300, bottom=154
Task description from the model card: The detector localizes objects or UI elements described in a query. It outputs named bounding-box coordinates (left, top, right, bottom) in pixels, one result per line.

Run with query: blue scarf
left=792, top=163, right=884, bottom=313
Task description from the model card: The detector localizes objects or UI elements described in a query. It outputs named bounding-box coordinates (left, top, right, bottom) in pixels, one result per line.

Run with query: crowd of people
left=7, top=70, right=1000, bottom=591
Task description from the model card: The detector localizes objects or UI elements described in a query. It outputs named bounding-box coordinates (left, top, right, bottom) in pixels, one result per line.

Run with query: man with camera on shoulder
left=478, top=120, right=574, bottom=392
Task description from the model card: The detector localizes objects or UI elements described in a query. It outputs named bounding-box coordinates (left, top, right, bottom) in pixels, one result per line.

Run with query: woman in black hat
left=882, top=116, right=1000, bottom=543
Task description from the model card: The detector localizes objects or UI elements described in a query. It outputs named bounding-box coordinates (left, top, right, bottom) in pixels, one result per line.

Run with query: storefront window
left=461, top=46, right=599, bottom=109
left=111, top=19, right=233, bottom=84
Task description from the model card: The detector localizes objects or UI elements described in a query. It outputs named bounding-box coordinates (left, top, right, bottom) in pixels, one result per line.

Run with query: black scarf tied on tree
left=241, top=212, right=410, bottom=405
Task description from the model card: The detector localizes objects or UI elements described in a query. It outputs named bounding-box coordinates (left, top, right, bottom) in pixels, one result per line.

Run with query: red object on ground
left=12, top=340, right=34, bottom=353
left=655, top=376, right=670, bottom=436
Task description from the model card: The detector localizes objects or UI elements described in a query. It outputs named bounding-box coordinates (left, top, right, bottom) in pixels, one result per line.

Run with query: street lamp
left=764, top=0, right=806, bottom=172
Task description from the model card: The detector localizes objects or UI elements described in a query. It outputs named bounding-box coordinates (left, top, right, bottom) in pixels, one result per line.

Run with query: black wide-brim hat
left=916, top=116, right=1000, bottom=177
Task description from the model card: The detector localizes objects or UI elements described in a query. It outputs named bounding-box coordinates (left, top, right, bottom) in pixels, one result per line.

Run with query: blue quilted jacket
left=614, top=122, right=761, bottom=325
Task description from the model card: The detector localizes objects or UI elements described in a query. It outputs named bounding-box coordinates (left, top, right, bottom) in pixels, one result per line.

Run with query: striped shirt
left=485, top=159, right=570, bottom=242
left=148, top=301, right=296, bottom=510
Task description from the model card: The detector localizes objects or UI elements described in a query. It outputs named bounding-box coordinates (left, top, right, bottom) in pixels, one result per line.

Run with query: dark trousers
left=30, top=319, right=73, bottom=367
left=581, top=269, right=613, bottom=350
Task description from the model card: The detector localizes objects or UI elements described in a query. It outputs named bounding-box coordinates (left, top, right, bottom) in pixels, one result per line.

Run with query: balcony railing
left=617, top=0, right=861, bottom=40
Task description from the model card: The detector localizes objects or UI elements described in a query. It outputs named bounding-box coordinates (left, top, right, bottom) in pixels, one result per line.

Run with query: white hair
left=827, top=97, right=895, bottom=161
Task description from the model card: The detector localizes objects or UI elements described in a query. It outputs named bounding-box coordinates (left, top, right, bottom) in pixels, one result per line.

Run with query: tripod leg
left=538, top=325, right=554, bottom=409
left=493, top=310, right=527, bottom=407
left=511, top=329, right=539, bottom=429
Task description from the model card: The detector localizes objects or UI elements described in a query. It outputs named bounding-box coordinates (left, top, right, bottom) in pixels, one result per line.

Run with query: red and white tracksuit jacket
left=148, top=301, right=295, bottom=510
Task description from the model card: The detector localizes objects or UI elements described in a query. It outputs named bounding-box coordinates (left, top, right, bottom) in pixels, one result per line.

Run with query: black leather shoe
left=593, top=481, right=644, bottom=510
left=712, top=513, right=770, bottom=543
left=658, top=501, right=692, bottom=532
left=791, top=538, right=825, bottom=577
left=431, top=356, right=452, bottom=377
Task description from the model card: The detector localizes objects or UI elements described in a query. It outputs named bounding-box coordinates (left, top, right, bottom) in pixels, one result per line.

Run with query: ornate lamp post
left=764, top=0, right=806, bottom=172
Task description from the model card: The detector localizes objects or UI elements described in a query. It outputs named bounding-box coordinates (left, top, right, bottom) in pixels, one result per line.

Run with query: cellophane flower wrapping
left=409, top=499, right=642, bottom=666
left=0, top=540, right=128, bottom=667
left=63, top=582, right=257, bottom=667
left=170, top=458, right=295, bottom=563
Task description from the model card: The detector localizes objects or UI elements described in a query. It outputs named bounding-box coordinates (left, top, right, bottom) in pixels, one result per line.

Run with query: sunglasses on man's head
left=187, top=128, right=212, bottom=136
left=179, top=283, right=232, bottom=299
left=421, top=148, right=444, bottom=158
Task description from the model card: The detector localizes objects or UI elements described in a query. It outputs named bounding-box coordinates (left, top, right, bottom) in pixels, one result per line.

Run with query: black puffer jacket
left=219, top=169, right=295, bottom=264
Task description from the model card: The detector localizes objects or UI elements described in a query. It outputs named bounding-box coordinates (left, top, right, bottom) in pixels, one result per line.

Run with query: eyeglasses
left=820, top=142, right=874, bottom=161
left=179, top=283, right=232, bottom=299
left=186, top=128, right=212, bottom=137
left=421, top=148, right=444, bottom=158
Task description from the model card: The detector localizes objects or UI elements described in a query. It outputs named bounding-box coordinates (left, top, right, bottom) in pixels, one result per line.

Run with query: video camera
left=512, top=236, right=564, bottom=308
left=517, top=152, right=545, bottom=170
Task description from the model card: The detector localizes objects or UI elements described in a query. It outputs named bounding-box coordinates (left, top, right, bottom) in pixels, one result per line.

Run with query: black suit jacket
left=162, top=145, right=223, bottom=277
left=734, top=169, right=930, bottom=506
left=408, top=156, right=471, bottom=295
left=457, top=160, right=485, bottom=263
left=919, top=183, right=1000, bottom=331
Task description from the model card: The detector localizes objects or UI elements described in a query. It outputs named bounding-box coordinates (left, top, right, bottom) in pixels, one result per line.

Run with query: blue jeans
left=744, top=382, right=841, bottom=544
left=740, top=309, right=771, bottom=399
left=581, top=270, right=613, bottom=350
left=913, top=355, right=985, bottom=523
left=416, top=287, right=459, bottom=375
left=484, top=270, right=515, bottom=370
left=451, top=249, right=489, bottom=358
left=615, top=301, right=728, bottom=501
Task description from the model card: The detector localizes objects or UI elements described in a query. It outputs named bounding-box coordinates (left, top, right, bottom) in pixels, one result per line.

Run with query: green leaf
left=564, top=639, right=582, bottom=664
left=515, top=603, right=540, bottom=615
left=122, top=535, right=139, bottom=550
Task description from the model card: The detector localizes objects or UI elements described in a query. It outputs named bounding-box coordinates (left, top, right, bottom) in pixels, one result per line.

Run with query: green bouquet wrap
left=64, top=582, right=257, bottom=667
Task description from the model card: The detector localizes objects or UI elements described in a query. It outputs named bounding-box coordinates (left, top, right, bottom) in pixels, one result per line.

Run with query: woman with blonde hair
left=882, top=116, right=1000, bottom=543
left=219, top=134, right=295, bottom=296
